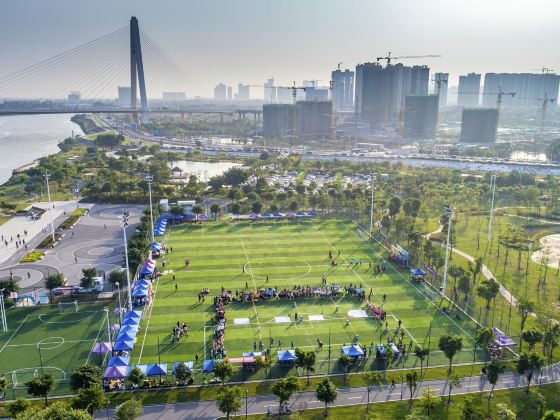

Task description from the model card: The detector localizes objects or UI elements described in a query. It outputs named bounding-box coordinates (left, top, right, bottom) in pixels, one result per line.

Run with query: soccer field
left=0, top=302, right=110, bottom=397
left=133, top=218, right=490, bottom=377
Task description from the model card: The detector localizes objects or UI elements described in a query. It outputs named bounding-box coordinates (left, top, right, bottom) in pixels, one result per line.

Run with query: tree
left=255, top=355, right=272, bottom=379
left=0, top=278, right=19, bottom=298
left=476, top=279, right=500, bottom=310
left=416, top=387, right=441, bottom=416
left=44, top=274, right=65, bottom=294
left=0, top=375, right=6, bottom=397
left=80, top=267, right=97, bottom=289
left=338, top=354, right=351, bottom=383
left=517, top=298, right=535, bottom=350
left=541, top=410, right=560, bottom=420
left=458, top=274, right=471, bottom=300
left=70, top=364, right=103, bottom=391
left=495, top=403, right=516, bottom=420
left=295, top=348, right=316, bottom=385
left=515, top=351, right=545, bottom=393
left=475, top=327, right=495, bottom=360
left=169, top=205, right=185, bottom=216
left=362, top=371, right=385, bottom=412
left=115, top=399, right=143, bottom=420
left=414, top=346, right=430, bottom=373
left=94, top=133, right=124, bottom=149
left=174, top=363, right=192, bottom=385
left=20, top=401, right=92, bottom=420
left=446, top=372, right=462, bottom=404
left=223, top=167, right=248, bottom=187
left=217, top=386, right=242, bottom=419
left=521, top=328, right=544, bottom=351
left=251, top=201, right=263, bottom=214
left=192, top=204, right=205, bottom=218
left=271, top=376, right=300, bottom=413
left=72, top=386, right=107, bottom=414
left=461, top=395, right=484, bottom=420
left=127, top=367, right=146, bottom=389
left=25, top=373, right=54, bottom=406
left=315, top=377, right=337, bottom=416
left=108, top=269, right=126, bottom=287
left=230, top=203, right=240, bottom=215
left=405, top=370, right=419, bottom=408
left=486, top=358, right=505, bottom=399
left=7, top=397, right=30, bottom=417
left=214, top=359, right=235, bottom=386
left=210, top=203, right=221, bottom=221
left=438, top=335, right=463, bottom=370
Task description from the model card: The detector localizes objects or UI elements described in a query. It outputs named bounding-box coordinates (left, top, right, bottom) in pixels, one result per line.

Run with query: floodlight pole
left=122, top=212, right=133, bottom=311
left=488, top=173, right=496, bottom=242
left=146, top=175, right=155, bottom=244
left=115, top=282, right=122, bottom=322
left=0, top=289, right=7, bottom=332
left=369, top=173, right=376, bottom=239
left=441, top=205, right=453, bottom=298
left=104, top=307, right=111, bottom=345
left=44, top=172, right=56, bottom=243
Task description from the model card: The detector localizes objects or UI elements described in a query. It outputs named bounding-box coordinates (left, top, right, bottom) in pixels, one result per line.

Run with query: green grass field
left=132, top=218, right=495, bottom=380
left=0, top=302, right=111, bottom=397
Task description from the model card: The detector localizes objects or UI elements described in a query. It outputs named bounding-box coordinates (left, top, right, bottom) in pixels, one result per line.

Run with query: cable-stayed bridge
left=0, top=17, right=261, bottom=122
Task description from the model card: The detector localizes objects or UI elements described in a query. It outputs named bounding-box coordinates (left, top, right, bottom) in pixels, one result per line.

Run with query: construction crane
left=542, top=67, right=555, bottom=74
left=433, top=75, right=448, bottom=100
left=337, top=62, right=343, bottom=70
left=496, top=86, right=516, bottom=112
left=541, top=92, right=556, bottom=127
left=376, top=51, right=442, bottom=66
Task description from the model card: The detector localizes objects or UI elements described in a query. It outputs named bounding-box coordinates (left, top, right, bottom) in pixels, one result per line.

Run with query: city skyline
left=0, top=0, right=559, bottom=98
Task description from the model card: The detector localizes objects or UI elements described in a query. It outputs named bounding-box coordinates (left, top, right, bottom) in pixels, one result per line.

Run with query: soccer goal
left=58, top=300, right=78, bottom=313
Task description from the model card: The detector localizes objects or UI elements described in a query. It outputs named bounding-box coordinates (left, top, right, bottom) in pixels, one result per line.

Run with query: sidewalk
left=0, top=201, right=85, bottom=265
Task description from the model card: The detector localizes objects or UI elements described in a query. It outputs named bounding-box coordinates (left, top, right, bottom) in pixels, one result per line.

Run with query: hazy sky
left=1, top=0, right=559, bottom=98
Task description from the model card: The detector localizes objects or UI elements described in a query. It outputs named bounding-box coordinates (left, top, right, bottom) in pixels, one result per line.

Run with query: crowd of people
left=212, top=292, right=228, bottom=359
left=172, top=321, right=189, bottom=343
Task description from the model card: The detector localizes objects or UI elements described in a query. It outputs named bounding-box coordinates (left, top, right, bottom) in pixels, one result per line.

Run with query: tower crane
left=541, top=92, right=556, bottom=127
left=496, top=86, right=516, bottom=112
left=376, top=51, right=442, bottom=65
left=337, top=62, right=343, bottom=70
left=542, top=67, right=555, bottom=74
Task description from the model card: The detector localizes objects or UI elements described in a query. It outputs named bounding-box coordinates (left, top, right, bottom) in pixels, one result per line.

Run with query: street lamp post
left=104, top=307, right=111, bottom=345
left=369, top=173, right=376, bottom=239
left=44, top=172, right=56, bottom=243
left=121, top=212, right=133, bottom=311
left=0, top=289, right=7, bottom=332
left=441, top=205, right=453, bottom=298
left=115, top=282, right=122, bottom=322
left=488, top=173, right=496, bottom=242
left=145, top=175, right=155, bottom=244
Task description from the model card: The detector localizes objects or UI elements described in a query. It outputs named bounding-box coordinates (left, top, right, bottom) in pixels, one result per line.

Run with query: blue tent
left=154, top=231, right=165, bottom=236
left=242, top=351, right=262, bottom=357
left=139, top=267, right=154, bottom=276
left=410, top=268, right=426, bottom=276
left=261, top=212, right=271, bottom=217
left=146, top=363, right=168, bottom=376
left=135, top=279, right=151, bottom=288
left=273, top=212, right=282, bottom=217
left=172, top=361, right=194, bottom=373
left=342, top=344, right=364, bottom=357
left=132, top=287, right=149, bottom=297
left=119, top=324, right=139, bottom=334
left=203, top=359, right=216, bottom=372
left=296, top=211, right=306, bottom=216
left=151, top=242, right=163, bottom=251
left=173, top=214, right=183, bottom=220
left=117, top=331, right=137, bottom=341
left=185, top=214, right=196, bottom=220
left=131, top=364, right=148, bottom=374
left=114, top=340, right=134, bottom=351
left=123, top=310, right=142, bottom=320
left=107, top=355, right=130, bottom=367
left=122, top=317, right=140, bottom=327
left=308, top=210, right=317, bottom=216
left=278, top=349, right=297, bottom=361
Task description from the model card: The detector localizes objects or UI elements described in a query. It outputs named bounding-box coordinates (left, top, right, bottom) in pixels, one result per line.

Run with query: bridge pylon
left=130, top=16, right=149, bottom=124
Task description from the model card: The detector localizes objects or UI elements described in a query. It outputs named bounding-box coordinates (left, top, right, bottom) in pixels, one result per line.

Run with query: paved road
left=96, top=363, right=560, bottom=419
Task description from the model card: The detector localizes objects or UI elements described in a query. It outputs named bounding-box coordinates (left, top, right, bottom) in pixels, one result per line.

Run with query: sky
left=0, top=0, right=559, bottom=98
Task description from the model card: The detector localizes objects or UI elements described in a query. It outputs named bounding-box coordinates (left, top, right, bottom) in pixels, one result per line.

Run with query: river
left=0, top=114, right=83, bottom=185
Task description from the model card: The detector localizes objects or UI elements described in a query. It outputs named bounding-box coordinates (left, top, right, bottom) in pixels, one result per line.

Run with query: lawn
left=0, top=302, right=111, bottom=398
left=132, top=218, right=492, bottom=382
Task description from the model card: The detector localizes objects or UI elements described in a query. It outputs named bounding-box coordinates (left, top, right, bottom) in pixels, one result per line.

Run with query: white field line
left=137, top=276, right=161, bottom=363
left=0, top=314, right=31, bottom=354
left=240, top=237, right=262, bottom=340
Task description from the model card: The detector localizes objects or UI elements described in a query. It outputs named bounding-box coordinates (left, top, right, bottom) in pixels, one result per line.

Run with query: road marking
left=347, top=396, right=362, bottom=400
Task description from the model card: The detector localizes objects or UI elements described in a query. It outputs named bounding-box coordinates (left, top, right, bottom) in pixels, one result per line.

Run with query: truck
left=76, top=277, right=104, bottom=294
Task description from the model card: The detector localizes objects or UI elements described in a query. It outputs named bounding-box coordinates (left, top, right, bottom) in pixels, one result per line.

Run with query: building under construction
left=460, top=108, right=498, bottom=143
left=403, top=94, right=439, bottom=138
left=263, top=101, right=332, bottom=140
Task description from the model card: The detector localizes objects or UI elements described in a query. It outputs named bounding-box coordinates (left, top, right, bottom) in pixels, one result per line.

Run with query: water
left=0, top=114, right=83, bottom=185
left=168, top=160, right=241, bottom=181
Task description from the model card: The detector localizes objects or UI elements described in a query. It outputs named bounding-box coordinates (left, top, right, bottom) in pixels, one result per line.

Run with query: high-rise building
left=297, top=101, right=332, bottom=138
left=305, top=87, right=329, bottom=102
left=355, top=62, right=430, bottom=128
left=482, top=73, right=560, bottom=108
left=263, top=104, right=295, bottom=138
left=264, top=78, right=276, bottom=102
left=214, top=83, right=227, bottom=101
left=277, top=87, right=293, bottom=103
left=118, top=86, right=131, bottom=106
left=67, top=91, right=80, bottom=104
left=227, top=86, right=233, bottom=101
left=403, top=94, right=439, bottom=138
left=235, top=83, right=250, bottom=101
left=331, top=69, right=354, bottom=111
left=433, top=73, right=448, bottom=108
left=162, top=92, right=186, bottom=101
left=457, top=73, right=481, bottom=107
left=460, top=108, right=498, bottom=143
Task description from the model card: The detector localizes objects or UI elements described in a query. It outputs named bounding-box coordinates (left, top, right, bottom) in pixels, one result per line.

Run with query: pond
left=168, top=160, right=241, bottom=181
